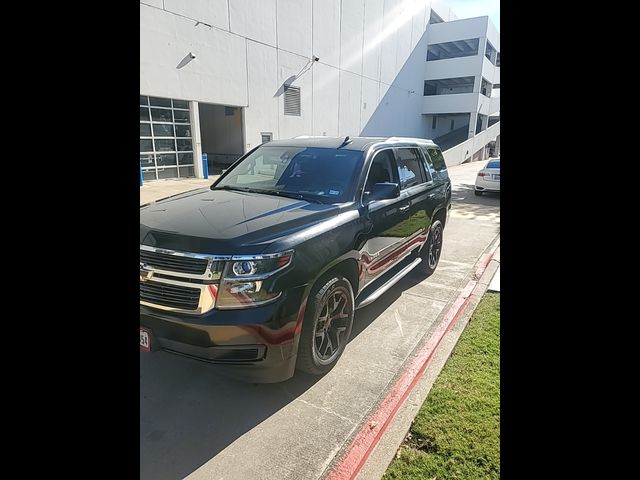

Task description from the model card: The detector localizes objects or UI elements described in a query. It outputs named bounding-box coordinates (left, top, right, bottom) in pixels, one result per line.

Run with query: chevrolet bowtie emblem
left=140, top=265, right=154, bottom=282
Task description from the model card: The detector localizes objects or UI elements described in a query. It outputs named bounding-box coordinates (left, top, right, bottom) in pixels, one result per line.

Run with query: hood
left=140, top=188, right=343, bottom=254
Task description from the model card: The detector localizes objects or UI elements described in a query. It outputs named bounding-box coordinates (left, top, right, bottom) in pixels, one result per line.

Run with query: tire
left=296, top=275, right=355, bottom=375
left=417, top=220, right=444, bottom=277
left=474, top=190, right=482, bottom=196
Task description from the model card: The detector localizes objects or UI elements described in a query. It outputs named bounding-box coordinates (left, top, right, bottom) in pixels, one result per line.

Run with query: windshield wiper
left=211, top=185, right=253, bottom=193
left=212, top=185, right=324, bottom=203
left=252, top=189, right=324, bottom=204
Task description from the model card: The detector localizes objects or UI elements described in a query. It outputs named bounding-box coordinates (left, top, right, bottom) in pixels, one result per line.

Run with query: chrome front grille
left=140, top=281, right=201, bottom=310
left=140, top=246, right=225, bottom=314
left=140, top=249, right=208, bottom=275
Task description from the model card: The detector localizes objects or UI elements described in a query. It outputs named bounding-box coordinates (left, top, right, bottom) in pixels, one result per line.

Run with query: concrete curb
left=323, top=236, right=501, bottom=480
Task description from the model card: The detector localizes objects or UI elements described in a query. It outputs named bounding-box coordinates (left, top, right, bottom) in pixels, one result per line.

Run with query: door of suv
left=360, top=148, right=407, bottom=286
left=392, top=147, right=438, bottom=255
left=420, top=145, right=450, bottom=213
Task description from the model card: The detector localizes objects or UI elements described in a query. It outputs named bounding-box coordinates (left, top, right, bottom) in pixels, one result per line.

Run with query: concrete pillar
left=190, top=101, right=205, bottom=179
left=468, top=111, right=478, bottom=139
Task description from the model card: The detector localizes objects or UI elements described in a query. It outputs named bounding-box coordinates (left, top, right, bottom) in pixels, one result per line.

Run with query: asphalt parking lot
left=140, top=159, right=500, bottom=480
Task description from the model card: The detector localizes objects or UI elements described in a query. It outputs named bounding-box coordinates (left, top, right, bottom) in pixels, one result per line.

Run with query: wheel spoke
left=334, top=327, right=346, bottom=350
left=323, top=334, right=334, bottom=356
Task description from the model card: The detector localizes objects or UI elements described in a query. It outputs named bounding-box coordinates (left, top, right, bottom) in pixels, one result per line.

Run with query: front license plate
left=493, top=174, right=500, bottom=180
left=140, top=327, right=151, bottom=352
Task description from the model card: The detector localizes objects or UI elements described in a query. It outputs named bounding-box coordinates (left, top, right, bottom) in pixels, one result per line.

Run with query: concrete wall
left=443, top=121, right=500, bottom=166
left=423, top=92, right=479, bottom=114
left=426, top=16, right=487, bottom=44
left=360, top=29, right=431, bottom=138
left=424, top=55, right=484, bottom=81
left=140, top=3, right=247, bottom=106
left=140, top=0, right=444, bottom=152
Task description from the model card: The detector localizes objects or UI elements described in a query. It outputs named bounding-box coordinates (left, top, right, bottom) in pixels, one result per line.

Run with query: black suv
left=140, top=136, right=451, bottom=382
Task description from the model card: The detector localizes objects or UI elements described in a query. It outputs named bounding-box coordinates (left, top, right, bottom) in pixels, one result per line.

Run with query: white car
left=475, top=158, right=500, bottom=195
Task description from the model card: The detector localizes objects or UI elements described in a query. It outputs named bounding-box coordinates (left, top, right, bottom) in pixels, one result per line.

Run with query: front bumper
left=140, top=284, right=308, bottom=383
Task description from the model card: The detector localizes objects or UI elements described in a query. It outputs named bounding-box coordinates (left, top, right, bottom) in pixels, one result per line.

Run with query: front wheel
left=417, top=220, right=444, bottom=277
left=474, top=190, right=482, bottom=196
left=297, top=276, right=355, bottom=375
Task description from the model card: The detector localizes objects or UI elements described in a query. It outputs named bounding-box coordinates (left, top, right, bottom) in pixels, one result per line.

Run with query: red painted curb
left=325, top=238, right=500, bottom=480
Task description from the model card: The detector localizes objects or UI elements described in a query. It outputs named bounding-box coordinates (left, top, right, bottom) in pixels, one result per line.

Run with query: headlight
left=232, top=261, right=258, bottom=276
left=216, top=250, right=293, bottom=309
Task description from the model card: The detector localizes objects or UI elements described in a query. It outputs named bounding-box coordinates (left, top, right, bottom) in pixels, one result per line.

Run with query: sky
left=445, top=0, right=500, bottom=31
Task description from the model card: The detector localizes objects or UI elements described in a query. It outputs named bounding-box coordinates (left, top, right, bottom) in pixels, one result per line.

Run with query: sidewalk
left=140, top=177, right=219, bottom=205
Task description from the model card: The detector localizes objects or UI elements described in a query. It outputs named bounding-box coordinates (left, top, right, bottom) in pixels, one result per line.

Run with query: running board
left=356, top=257, right=422, bottom=309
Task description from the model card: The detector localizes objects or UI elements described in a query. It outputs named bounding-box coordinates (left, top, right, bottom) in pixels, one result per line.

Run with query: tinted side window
left=365, top=150, right=396, bottom=193
left=426, top=147, right=446, bottom=171
left=417, top=149, right=433, bottom=182
left=396, top=148, right=426, bottom=189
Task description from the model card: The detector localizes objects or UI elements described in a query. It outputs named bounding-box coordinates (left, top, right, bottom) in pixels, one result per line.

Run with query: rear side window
left=425, top=147, right=447, bottom=172
left=395, top=148, right=427, bottom=189
left=487, top=160, right=500, bottom=169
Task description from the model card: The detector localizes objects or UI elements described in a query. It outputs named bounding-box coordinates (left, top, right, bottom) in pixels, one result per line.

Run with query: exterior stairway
left=433, top=124, right=470, bottom=150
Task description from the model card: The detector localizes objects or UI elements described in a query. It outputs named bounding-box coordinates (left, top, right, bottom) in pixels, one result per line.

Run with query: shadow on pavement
left=140, top=280, right=416, bottom=480
left=449, top=183, right=500, bottom=222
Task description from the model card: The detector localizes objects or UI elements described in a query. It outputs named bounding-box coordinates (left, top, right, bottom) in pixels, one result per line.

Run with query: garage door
left=140, top=96, right=195, bottom=181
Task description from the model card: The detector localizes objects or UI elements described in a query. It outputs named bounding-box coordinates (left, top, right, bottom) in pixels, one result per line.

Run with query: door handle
left=428, top=193, right=436, bottom=198
left=399, top=203, right=410, bottom=213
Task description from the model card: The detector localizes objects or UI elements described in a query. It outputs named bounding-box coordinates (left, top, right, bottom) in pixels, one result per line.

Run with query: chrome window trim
left=359, top=143, right=433, bottom=207
left=359, top=145, right=399, bottom=208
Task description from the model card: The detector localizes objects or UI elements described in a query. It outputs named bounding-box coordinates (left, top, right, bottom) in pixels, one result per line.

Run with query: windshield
left=486, top=160, right=500, bottom=169
left=213, top=146, right=364, bottom=203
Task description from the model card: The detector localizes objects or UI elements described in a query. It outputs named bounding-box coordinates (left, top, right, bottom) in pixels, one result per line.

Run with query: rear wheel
left=297, top=275, right=355, bottom=375
left=417, top=220, right=444, bottom=277
left=474, top=190, right=482, bottom=196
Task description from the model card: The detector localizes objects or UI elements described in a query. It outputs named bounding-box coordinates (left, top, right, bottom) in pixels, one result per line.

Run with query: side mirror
left=365, top=182, right=400, bottom=203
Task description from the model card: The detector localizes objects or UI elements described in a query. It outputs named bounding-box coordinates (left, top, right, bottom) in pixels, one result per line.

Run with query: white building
left=140, top=0, right=500, bottom=183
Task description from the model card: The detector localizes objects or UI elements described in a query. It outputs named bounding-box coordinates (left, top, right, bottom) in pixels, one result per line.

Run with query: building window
left=261, top=132, right=273, bottom=144
left=225, top=106, right=236, bottom=116
left=485, top=41, right=497, bottom=65
left=284, top=86, right=301, bottom=116
left=140, top=96, right=194, bottom=181
left=481, top=78, right=492, bottom=97
left=424, top=76, right=474, bottom=96
left=432, top=116, right=437, bottom=129
left=427, top=38, right=479, bottom=61
left=496, top=52, right=500, bottom=67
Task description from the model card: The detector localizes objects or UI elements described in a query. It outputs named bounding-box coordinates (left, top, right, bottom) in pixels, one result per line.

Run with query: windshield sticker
left=329, top=190, right=340, bottom=195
